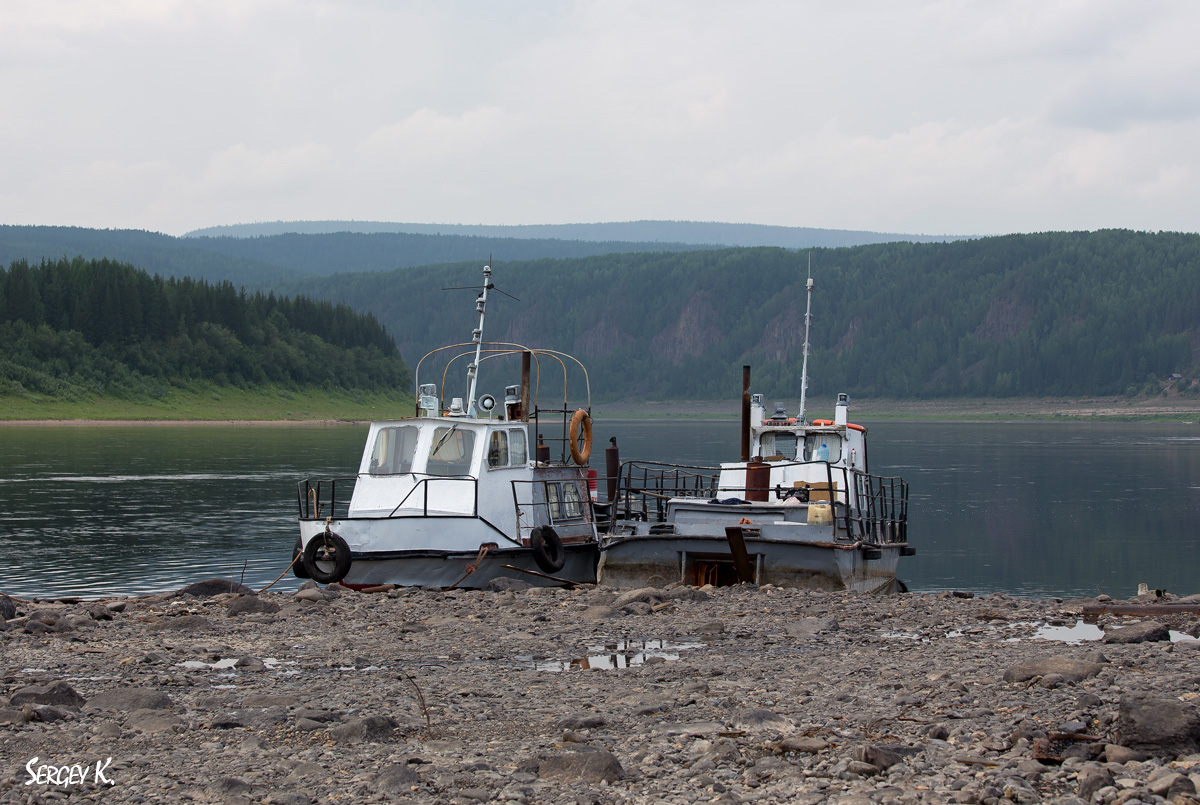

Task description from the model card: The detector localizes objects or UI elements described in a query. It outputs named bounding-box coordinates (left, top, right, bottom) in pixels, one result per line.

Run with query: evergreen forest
left=2, top=227, right=1198, bottom=406
left=278, top=229, right=1200, bottom=402
left=0, top=257, right=409, bottom=401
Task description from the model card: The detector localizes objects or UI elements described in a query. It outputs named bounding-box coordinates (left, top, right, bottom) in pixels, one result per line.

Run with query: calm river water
left=2, top=419, right=1198, bottom=600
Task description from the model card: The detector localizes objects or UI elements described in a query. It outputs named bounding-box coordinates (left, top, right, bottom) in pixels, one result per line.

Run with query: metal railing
left=601, top=459, right=909, bottom=546
left=510, top=477, right=594, bottom=540
left=847, top=472, right=909, bottom=545
left=297, top=478, right=356, bottom=520
left=607, top=461, right=721, bottom=524
left=387, top=476, right=478, bottom=518
left=296, top=475, right=480, bottom=520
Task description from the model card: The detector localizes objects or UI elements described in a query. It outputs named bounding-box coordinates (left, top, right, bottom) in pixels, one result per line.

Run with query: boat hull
left=299, top=516, right=598, bottom=588
left=597, top=532, right=903, bottom=593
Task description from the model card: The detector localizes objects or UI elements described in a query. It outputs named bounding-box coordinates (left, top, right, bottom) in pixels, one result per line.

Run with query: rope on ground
left=445, top=544, right=491, bottom=591
left=257, top=551, right=302, bottom=595
left=0, top=590, right=34, bottom=604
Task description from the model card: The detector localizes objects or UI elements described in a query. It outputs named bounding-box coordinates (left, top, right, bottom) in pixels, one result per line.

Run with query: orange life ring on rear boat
left=568, top=409, right=593, bottom=465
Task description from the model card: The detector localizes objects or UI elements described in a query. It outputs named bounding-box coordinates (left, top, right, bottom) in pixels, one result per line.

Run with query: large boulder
left=1116, top=694, right=1200, bottom=756
left=9, top=681, right=86, bottom=708
left=1103, top=621, right=1171, bottom=644
left=177, top=579, right=256, bottom=598
left=1002, top=656, right=1103, bottom=684
left=0, top=594, right=16, bottom=620
left=534, top=745, right=624, bottom=783
left=85, top=687, right=173, bottom=713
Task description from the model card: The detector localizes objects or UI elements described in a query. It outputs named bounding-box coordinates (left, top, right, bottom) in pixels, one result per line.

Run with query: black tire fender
left=530, top=526, right=565, bottom=574
left=302, top=530, right=352, bottom=584
left=292, top=538, right=310, bottom=579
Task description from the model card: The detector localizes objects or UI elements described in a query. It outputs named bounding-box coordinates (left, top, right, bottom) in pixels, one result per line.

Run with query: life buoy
left=568, top=409, right=593, bottom=465
left=302, top=530, right=352, bottom=584
left=530, top=526, right=565, bottom=573
left=292, top=538, right=310, bottom=579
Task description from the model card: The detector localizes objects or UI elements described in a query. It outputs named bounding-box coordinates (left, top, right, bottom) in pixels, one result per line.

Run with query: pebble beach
left=4, top=581, right=1200, bottom=805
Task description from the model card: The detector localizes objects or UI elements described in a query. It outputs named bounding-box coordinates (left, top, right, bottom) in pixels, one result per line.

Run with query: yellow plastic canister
left=807, top=502, right=832, bottom=525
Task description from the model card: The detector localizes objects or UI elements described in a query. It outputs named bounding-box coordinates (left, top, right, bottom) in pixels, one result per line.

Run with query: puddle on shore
left=527, top=638, right=704, bottom=672
left=1035, top=621, right=1104, bottom=643
left=177, top=657, right=291, bottom=671
left=1035, top=621, right=1200, bottom=644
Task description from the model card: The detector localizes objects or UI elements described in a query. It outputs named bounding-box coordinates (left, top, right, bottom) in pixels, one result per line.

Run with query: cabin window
left=487, top=428, right=528, bottom=469
left=561, top=482, right=584, bottom=518
left=759, top=431, right=799, bottom=460
left=368, top=426, right=420, bottom=475
left=426, top=427, right=476, bottom=476
left=804, top=434, right=842, bottom=463
left=545, top=480, right=585, bottom=521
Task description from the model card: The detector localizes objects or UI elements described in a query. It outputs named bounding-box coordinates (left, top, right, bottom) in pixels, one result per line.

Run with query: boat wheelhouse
left=294, top=264, right=599, bottom=589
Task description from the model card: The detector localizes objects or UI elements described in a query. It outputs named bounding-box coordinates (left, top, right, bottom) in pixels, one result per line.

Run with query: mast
left=465, top=261, right=491, bottom=417
left=798, top=255, right=813, bottom=423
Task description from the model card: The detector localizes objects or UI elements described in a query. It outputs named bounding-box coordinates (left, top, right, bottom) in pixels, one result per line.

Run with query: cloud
left=199, top=142, right=339, bottom=198
left=360, top=106, right=521, bottom=162
left=3, top=1, right=1200, bottom=234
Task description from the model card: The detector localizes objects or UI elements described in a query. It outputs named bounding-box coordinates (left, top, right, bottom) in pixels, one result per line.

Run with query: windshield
left=427, top=427, right=476, bottom=476
left=760, top=431, right=799, bottom=460
left=368, top=426, right=420, bottom=475
left=804, top=434, right=842, bottom=463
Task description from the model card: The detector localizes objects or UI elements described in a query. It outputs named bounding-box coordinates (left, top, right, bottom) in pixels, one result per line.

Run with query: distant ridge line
left=184, top=219, right=969, bottom=249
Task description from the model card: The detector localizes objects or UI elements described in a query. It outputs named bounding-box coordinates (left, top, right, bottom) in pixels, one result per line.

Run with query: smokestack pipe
left=520, top=351, right=532, bottom=421
left=741, top=365, right=751, bottom=462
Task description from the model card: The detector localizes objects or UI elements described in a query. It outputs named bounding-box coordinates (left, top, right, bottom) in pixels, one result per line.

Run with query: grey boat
left=597, top=274, right=914, bottom=592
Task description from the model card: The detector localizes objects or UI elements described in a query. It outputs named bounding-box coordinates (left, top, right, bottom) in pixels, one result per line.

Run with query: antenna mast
left=465, top=260, right=491, bottom=416
left=798, top=254, right=813, bottom=423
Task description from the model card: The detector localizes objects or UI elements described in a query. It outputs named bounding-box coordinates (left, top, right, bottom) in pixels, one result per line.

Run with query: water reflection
left=0, top=424, right=365, bottom=599
left=1, top=419, right=1199, bottom=600
left=530, top=638, right=704, bottom=672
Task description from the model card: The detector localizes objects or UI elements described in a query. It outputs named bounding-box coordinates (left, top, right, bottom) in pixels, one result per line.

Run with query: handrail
left=297, top=477, right=357, bottom=520
left=602, top=459, right=908, bottom=544
left=388, top=475, right=478, bottom=518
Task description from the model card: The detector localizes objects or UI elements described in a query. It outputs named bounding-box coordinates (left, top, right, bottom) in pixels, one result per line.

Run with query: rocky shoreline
left=3, top=582, right=1200, bottom=804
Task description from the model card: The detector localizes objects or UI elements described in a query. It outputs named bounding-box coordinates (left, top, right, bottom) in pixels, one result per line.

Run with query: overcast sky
left=2, top=1, right=1197, bottom=237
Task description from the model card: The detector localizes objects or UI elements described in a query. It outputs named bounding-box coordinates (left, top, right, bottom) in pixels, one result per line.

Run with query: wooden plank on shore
left=1081, top=603, right=1200, bottom=616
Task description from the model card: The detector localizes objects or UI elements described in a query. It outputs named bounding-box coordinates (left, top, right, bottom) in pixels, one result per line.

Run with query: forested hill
left=0, top=257, right=409, bottom=400
left=0, top=225, right=706, bottom=286
left=185, top=220, right=964, bottom=248
left=278, top=229, right=1200, bottom=402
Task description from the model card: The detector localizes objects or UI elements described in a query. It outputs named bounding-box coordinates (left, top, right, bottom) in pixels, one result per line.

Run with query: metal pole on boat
left=465, top=262, right=491, bottom=417
left=798, top=255, right=814, bottom=423
left=741, top=365, right=751, bottom=462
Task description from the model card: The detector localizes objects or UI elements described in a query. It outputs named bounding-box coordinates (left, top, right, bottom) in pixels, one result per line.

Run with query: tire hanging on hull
left=530, top=526, right=565, bottom=573
left=302, top=531, right=352, bottom=584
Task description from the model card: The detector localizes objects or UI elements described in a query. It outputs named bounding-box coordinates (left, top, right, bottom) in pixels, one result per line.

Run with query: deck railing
left=296, top=477, right=356, bottom=520
left=296, top=475, right=481, bottom=520
left=600, top=459, right=909, bottom=546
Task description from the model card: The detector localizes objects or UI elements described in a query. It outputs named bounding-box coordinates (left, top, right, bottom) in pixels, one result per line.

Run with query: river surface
left=1, top=420, right=1198, bottom=600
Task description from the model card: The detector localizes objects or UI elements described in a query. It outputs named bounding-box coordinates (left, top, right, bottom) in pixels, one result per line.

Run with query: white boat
left=293, top=263, right=599, bottom=589
left=597, top=273, right=914, bottom=592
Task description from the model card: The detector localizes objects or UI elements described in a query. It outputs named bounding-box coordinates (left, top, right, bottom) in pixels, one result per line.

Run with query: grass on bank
left=0, top=385, right=415, bottom=421
left=592, top=396, right=1200, bottom=423
left=1, top=387, right=1194, bottom=423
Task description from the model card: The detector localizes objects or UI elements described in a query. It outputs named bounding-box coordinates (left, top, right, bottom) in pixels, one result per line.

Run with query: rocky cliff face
left=651, top=291, right=721, bottom=365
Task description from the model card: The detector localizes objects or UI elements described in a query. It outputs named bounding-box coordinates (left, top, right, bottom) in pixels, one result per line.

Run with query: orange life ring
left=568, top=409, right=593, bottom=465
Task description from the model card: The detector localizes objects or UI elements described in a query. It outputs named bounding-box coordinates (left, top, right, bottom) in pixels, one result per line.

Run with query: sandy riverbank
left=4, top=581, right=1200, bottom=803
